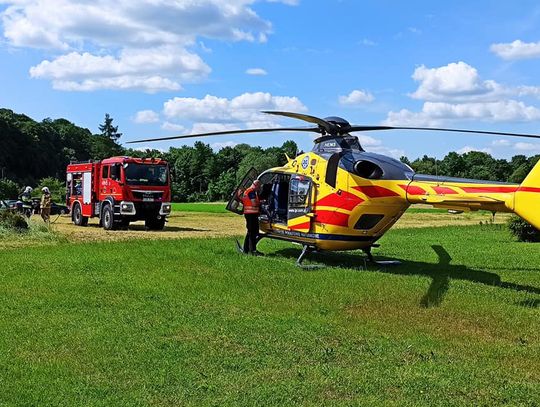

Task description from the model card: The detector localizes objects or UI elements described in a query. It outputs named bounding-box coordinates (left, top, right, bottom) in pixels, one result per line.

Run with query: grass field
left=0, top=221, right=538, bottom=405
left=171, top=202, right=228, bottom=213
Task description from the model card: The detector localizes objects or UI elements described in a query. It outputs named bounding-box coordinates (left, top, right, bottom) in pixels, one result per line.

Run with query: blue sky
left=2, top=0, right=540, bottom=159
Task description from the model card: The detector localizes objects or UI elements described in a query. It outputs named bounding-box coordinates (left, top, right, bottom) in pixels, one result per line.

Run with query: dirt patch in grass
left=37, top=206, right=512, bottom=244
left=52, top=212, right=245, bottom=243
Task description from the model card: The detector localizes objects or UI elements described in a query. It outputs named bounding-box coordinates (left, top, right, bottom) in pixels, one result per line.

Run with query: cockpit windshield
left=124, top=164, right=168, bottom=186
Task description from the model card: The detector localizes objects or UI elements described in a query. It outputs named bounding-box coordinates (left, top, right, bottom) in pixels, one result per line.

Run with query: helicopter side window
left=289, top=178, right=311, bottom=207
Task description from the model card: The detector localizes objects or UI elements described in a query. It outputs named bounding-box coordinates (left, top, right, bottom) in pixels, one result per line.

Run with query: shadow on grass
left=268, top=245, right=540, bottom=308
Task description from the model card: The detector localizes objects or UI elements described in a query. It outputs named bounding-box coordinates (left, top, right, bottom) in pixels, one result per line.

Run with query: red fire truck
left=66, top=156, right=172, bottom=230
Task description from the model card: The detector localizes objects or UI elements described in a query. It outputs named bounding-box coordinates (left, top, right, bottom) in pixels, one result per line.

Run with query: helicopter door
left=287, top=175, right=313, bottom=233
left=226, top=167, right=259, bottom=214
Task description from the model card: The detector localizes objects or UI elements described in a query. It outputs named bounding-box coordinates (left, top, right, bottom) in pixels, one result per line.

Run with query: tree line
left=0, top=108, right=539, bottom=202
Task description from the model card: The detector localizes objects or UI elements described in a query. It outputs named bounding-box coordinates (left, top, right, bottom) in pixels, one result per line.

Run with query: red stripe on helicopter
left=461, top=186, right=518, bottom=193
left=289, top=222, right=311, bottom=231
left=432, top=186, right=458, bottom=195
left=517, top=186, right=540, bottom=193
left=314, top=210, right=349, bottom=227
left=399, top=185, right=427, bottom=195
left=315, top=191, right=364, bottom=210
left=353, top=185, right=400, bottom=198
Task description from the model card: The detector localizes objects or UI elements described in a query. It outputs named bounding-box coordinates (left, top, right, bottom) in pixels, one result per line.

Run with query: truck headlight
left=160, top=203, right=172, bottom=215
left=120, top=201, right=136, bottom=215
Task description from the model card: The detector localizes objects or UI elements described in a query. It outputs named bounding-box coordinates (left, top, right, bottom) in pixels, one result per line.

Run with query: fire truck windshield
left=124, top=164, right=168, bottom=186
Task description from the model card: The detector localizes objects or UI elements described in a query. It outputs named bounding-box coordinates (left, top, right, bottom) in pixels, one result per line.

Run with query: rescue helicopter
left=129, top=111, right=540, bottom=264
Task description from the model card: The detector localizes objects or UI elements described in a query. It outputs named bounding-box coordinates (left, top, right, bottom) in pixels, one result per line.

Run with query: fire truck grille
left=132, top=191, right=164, bottom=201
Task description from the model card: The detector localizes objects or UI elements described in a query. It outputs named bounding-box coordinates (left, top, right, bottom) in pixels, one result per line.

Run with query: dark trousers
left=243, top=214, right=259, bottom=253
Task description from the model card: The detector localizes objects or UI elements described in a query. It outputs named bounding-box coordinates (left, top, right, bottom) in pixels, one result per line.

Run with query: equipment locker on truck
left=66, top=156, right=172, bottom=230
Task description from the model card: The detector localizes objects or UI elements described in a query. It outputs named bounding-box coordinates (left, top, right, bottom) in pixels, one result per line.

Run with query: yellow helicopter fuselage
left=257, top=150, right=540, bottom=252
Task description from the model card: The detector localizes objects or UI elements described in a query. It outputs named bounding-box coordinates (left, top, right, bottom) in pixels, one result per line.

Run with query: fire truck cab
left=66, top=156, right=172, bottom=230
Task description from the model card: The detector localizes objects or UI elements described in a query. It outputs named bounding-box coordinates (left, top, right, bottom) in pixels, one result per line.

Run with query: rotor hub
left=322, top=116, right=351, bottom=135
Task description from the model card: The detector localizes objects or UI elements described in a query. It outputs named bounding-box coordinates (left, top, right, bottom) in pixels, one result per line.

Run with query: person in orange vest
left=242, top=179, right=263, bottom=255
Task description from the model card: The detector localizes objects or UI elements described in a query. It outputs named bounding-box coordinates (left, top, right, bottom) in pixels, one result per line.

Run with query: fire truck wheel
left=102, top=205, right=117, bottom=230
left=145, top=217, right=166, bottom=231
left=73, top=203, right=88, bottom=226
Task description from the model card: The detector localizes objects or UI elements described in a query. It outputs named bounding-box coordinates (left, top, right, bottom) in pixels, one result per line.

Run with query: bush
left=0, top=211, right=28, bottom=231
left=0, top=179, right=20, bottom=199
left=508, top=216, right=540, bottom=242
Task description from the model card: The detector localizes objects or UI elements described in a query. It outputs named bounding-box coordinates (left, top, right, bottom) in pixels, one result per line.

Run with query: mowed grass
left=0, top=225, right=539, bottom=406
left=172, top=202, right=228, bottom=213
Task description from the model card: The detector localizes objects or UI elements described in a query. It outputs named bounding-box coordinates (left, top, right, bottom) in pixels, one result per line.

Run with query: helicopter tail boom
left=514, top=160, right=540, bottom=229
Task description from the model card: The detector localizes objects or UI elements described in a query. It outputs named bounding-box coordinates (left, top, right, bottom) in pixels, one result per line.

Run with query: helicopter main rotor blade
left=347, top=125, right=540, bottom=139
left=261, top=111, right=333, bottom=132
left=127, top=126, right=320, bottom=144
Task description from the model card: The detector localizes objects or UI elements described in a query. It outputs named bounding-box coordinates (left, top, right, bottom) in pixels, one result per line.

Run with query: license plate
left=143, top=195, right=154, bottom=202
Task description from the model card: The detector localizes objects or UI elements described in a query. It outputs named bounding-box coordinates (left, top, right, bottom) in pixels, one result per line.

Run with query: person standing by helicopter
left=242, top=179, right=263, bottom=255
left=18, top=186, right=34, bottom=217
left=40, top=187, right=52, bottom=224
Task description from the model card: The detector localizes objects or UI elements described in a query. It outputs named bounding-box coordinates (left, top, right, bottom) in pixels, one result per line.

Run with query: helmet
left=42, top=187, right=50, bottom=194
left=24, top=186, right=33, bottom=194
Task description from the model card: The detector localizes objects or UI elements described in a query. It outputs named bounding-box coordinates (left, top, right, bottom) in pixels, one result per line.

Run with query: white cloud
left=29, top=47, right=210, bottom=92
left=338, top=89, right=374, bottom=106
left=384, top=62, right=540, bottom=126
left=457, top=146, right=493, bottom=154
left=410, top=61, right=540, bottom=102
left=356, top=135, right=403, bottom=158
left=190, top=122, right=240, bottom=134
left=360, top=38, right=377, bottom=46
left=267, top=0, right=299, bottom=4
left=161, top=122, right=186, bottom=132
left=371, top=146, right=406, bottom=159
left=385, top=100, right=540, bottom=126
left=163, top=92, right=307, bottom=123
left=1, top=0, right=296, bottom=91
left=211, top=141, right=239, bottom=150
left=490, top=139, right=540, bottom=154
left=492, top=139, right=511, bottom=147
left=410, top=62, right=503, bottom=102
left=513, top=142, right=540, bottom=153
left=491, top=40, right=540, bottom=60
left=357, top=135, right=382, bottom=147
left=133, top=110, right=160, bottom=124
left=246, top=68, right=268, bottom=76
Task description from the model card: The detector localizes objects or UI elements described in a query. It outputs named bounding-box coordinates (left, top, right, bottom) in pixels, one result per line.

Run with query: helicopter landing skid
left=296, top=245, right=310, bottom=266
left=235, top=239, right=245, bottom=254
left=363, top=246, right=401, bottom=266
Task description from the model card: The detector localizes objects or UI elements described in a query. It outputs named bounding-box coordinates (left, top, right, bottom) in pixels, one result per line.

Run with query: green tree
left=98, top=113, right=122, bottom=142
left=281, top=140, right=298, bottom=158
left=37, top=177, right=65, bottom=203
left=0, top=179, right=19, bottom=199
left=439, top=152, right=466, bottom=178
left=400, top=156, right=412, bottom=166
left=207, top=169, right=237, bottom=201
left=410, top=155, right=439, bottom=175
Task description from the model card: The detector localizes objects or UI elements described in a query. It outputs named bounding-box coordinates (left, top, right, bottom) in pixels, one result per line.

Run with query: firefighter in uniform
left=18, top=186, right=33, bottom=217
left=40, top=187, right=52, bottom=223
left=242, top=179, right=263, bottom=255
